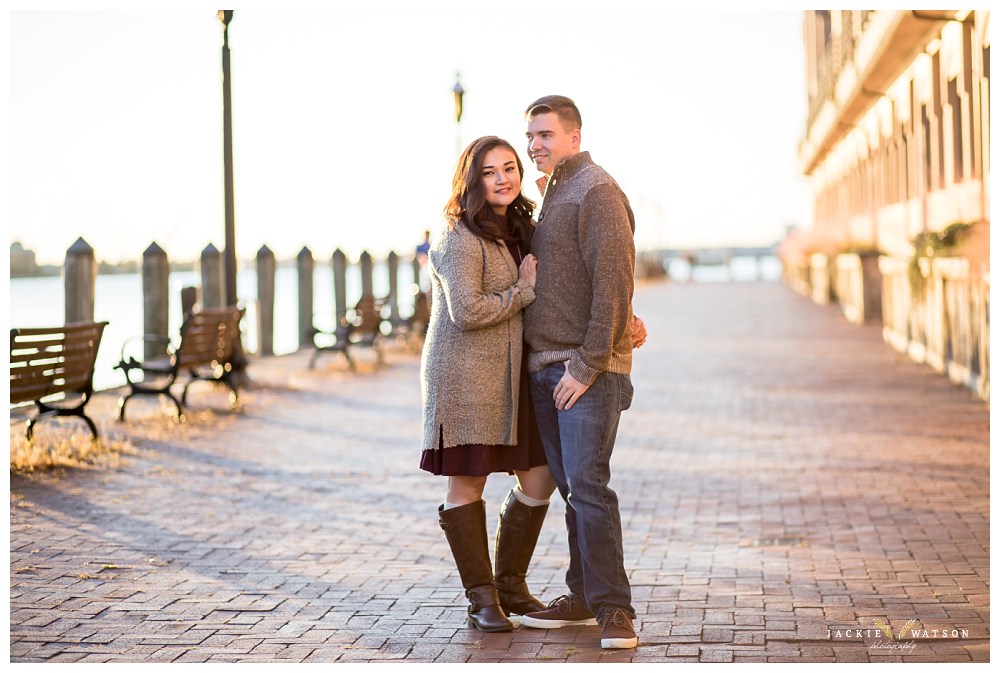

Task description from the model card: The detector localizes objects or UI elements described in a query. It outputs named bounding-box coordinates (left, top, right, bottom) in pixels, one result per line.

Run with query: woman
left=420, top=136, right=555, bottom=633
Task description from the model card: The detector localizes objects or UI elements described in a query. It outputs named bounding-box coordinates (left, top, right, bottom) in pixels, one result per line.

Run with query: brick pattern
left=10, top=281, right=989, bottom=662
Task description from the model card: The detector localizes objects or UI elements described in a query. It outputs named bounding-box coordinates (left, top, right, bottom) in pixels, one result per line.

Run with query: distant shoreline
left=10, top=262, right=174, bottom=278
left=10, top=258, right=345, bottom=279
left=10, top=267, right=62, bottom=279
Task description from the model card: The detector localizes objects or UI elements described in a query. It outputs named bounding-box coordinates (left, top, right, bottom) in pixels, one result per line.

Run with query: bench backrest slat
left=353, top=296, right=383, bottom=338
left=175, top=307, right=243, bottom=369
left=10, top=322, right=108, bottom=404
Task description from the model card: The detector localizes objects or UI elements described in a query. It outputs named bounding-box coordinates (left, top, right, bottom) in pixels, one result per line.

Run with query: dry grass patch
left=9, top=425, right=139, bottom=474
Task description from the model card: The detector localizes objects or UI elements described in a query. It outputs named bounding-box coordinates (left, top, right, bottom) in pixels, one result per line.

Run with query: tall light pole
left=453, top=72, right=464, bottom=155
left=218, top=9, right=237, bottom=307
left=218, top=9, right=248, bottom=375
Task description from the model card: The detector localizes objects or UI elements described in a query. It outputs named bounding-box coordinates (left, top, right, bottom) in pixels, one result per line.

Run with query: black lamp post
left=217, top=9, right=248, bottom=375
left=453, top=72, right=464, bottom=155
left=218, top=9, right=237, bottom=307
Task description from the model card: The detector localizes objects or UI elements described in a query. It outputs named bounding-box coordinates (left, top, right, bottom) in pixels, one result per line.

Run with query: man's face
left=526, top=112, right=579, bottom=175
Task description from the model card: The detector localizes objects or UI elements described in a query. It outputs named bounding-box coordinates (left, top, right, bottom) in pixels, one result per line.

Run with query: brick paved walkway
left=10, top=281, right=989, bottom=663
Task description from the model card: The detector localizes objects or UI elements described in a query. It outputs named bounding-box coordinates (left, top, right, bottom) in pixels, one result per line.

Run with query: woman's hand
left=519, top=254, right=537, bottom=288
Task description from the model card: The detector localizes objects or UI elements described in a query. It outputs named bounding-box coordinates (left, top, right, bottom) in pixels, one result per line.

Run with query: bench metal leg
left=181, top=379, right=195, bottom=406
left=118, top=392, right=134, bottom=421
left=80, top=414, right=99, bottom=441
left=224, top=377, right=240, bottom=407
left=310, top=346, right=354, bottom=371
left=168, top=391, right=184, bottom=422
left=182, top=376, right=238, bottom=413
left=119, top=389, right=183, bottom=423
left=25, top=406, right=100, bottom=442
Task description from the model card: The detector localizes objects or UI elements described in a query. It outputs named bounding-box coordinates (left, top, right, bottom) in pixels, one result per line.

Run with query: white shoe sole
left=601, top=636, right=638, bottom=649
left=519, top=615, right=598, bottom=629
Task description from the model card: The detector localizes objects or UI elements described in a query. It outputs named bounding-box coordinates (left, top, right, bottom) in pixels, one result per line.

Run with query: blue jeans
left=529, top=363, right=635, bottom=618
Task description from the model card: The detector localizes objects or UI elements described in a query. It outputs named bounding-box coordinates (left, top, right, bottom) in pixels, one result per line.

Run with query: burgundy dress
left=419, top=216, right=546, bottom=476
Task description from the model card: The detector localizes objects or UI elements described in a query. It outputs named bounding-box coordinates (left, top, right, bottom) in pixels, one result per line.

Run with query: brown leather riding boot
left=494, top=489, right=549, bottom=615
left=438, top=501, right=513, bottom=632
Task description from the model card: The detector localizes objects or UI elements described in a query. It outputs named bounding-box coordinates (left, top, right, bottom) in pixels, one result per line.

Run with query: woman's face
left=479, top=147, right=521, bottom=215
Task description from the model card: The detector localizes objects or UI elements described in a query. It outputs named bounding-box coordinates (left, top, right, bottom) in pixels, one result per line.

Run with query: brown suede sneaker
left=519, top=594, right=597, bottom=628
left=598, top=608, right=638, bottom=649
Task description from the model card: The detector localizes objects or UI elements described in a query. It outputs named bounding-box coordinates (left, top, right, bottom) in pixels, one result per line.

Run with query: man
left=416, top=229, right=431, bottom=263
left=415, top=229, right=432, bottom=293
left=519, top=95, right=640, bottom=650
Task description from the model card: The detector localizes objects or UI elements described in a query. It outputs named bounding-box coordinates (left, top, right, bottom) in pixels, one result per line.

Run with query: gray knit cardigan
left=420, top=220, right=536, bottom=452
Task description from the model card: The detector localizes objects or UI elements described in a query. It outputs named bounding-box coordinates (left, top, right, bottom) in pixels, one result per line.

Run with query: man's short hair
left=525, top=95, right=582, bottom=132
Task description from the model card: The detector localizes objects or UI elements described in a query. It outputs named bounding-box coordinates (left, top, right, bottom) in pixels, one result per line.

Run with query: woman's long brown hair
left=443, top=136, right=536, bottom=242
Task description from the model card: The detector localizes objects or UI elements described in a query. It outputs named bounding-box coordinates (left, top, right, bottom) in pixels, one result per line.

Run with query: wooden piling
left=297, top=246, right=314, bottom=349
left=181, top=287, right=198, bottom=321
left=256, top=245, right=275, bottom=356
left=200, top=243, right=225, bottom=308
left=387, top=251, right=400, bottom=325
left=142, top=242, right=170, bottom=358
left=360, top=250, right=374, bottom=298
left=333, top=249, right=348, bottom=326
left=64, top=237, right=96, bottom=324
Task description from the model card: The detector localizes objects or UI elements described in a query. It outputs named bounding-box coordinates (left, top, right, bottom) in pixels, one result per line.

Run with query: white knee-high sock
left=443, top=499, right=485, bottom=510
left=513, top=487, right=549, bottom=508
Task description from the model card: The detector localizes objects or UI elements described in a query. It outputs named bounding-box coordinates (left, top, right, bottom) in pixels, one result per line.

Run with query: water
left=10, top=256, right=778, bottom=392
left=665, top=255, right=782, bottom=283
left=10, top=263, right=423, bottom=391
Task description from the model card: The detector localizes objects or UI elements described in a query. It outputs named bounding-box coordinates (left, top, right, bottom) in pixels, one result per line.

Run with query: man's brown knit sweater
left=524, top=151, right=635, bottom=386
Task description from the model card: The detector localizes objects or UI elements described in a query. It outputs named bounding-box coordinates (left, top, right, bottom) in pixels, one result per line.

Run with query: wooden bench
left=309, top=295, right=386, bottom=370
left=116, top=306, right=245, bottom=421
left=9, top=321, right=108, bottom=441
left=405, top=289, right=431, bottom=339
left=381, top=290, right=431, bottom=354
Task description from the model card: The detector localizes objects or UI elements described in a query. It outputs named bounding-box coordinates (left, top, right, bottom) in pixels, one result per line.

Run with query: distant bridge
left=651, top=245, right=779, bottom=265
left=637, top=245, right=782, bottom=281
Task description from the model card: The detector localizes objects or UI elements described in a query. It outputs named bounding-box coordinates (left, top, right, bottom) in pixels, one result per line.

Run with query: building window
left=840, top=10, right=854, bottom=68
left=962, top=18, right=976, bottom=177
left=933, top=51, right=945, bottom=189
left=889, top=101, right=901, bottom=204
left=892, top=142, right=901, bottom=204
left=922, top=104, right=933, bottom=191
left=817, top=10, right=831, bottom=46
left=902, top=135, right=910, bottom=201
left=881, top=146, right=888, bottom=206
left=863, top=156, right=872, bottom=212
left=907, top=78, right=917, bottom=201
left=856, top=160, right=863, bottom=214
left=984, top=45, right=990, bottom=178
left=948, top=77, right=964, bottom=183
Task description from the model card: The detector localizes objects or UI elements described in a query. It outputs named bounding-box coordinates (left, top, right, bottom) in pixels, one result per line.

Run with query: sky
left=8, top=1, right=814, bottom=265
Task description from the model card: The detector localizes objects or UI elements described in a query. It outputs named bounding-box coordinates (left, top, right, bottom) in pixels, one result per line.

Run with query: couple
left=420, top=95, right=645, bottom=650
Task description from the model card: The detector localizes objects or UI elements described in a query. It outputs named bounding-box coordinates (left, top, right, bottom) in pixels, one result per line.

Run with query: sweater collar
left=549, top=151, right=592, bottom=186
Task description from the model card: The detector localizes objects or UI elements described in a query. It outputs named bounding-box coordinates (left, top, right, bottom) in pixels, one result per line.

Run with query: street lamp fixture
left=453, top=72, right=464, bottom=123
left=453, top=73, right=464, bottom=155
